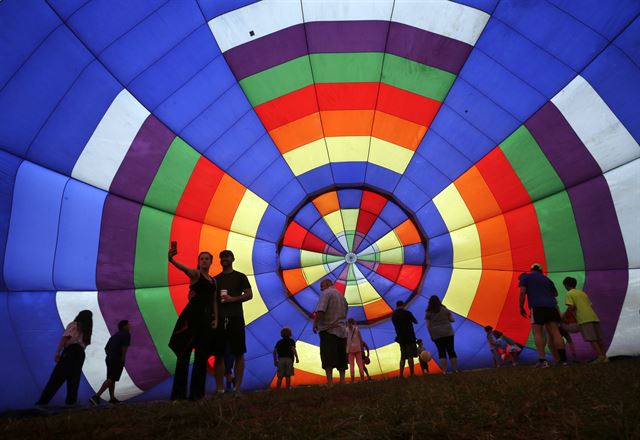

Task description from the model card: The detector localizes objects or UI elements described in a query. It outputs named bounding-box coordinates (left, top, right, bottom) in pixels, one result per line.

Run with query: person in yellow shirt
left=562, top=277, right=608, bottom=363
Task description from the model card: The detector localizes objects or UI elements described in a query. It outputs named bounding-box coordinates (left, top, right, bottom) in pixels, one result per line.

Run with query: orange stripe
left=312, top=191, right=339, bottom=216
left=321, top=110, right=374, bottom=137
left=204, top=174, right=246, bottom=229
left=282, top=268, right=308, bottom=294
left=199, top=224, right=229, bottom=275
left=372, top=111, right=426, bottom=151
left=454, top=166, right=502, bottom=222
left=394, top=219, right=422, bottom=246
left=466, top=270, right=514, bottom=327
left=363, top=299, right=393, bottom=322
left=476, top=215, right=512, bottom=270
left=269, top=112, right=324, bottom=154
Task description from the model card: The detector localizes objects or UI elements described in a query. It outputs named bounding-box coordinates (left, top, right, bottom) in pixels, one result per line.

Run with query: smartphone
left=170, top=241, right=177, bottom=252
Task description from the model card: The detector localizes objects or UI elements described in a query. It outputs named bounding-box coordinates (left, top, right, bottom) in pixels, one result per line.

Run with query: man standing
left=391, top=300, right=418, bottom=378
left=519, top=263, right=568, bottom=367
left=214, top=250, right=253, bottom=393
left=313, top=279, right=348, bottom=385
left=90, top=320, right=131, bottom=405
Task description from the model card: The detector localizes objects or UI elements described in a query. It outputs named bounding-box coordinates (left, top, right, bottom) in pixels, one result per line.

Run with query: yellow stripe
left=357, top=282, right=381, bottom=304
left=340, top=208, right=359, bottom=232
left=433, top=183, right=474, bottom=232
left=442, top=268, right=481, bottom=317
left=374, top=230, right=402, bottom=252
left=230, top=190, right=268, bottom=237
left=344, top=283, right=361, bottom=305
left=368, top=138, right=414, bottom=174
left=326, top=136, right=369, bottom=162
left=302, top=264, right=330, bottom=285
left=450, top=224, right=482, bottom=269
left=283, top=139, right=329, bottom=175
left=323, top=210, right=345, bottom=236
left=244, top=274, right=269, bottom=325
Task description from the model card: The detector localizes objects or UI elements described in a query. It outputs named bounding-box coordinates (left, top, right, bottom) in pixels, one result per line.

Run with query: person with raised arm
left=167, top=241, right=218, bottom=400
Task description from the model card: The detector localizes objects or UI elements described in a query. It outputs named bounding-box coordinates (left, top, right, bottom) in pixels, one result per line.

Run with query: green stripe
left=134, top=206, right=173, bottom=287
left=135, top=287, right=178, bottom=373
left=239, top=53, right=456, bottom=106
left=144, top=137, right=200, bottom=213
left=500, top=126, right=564, bottom=201
left=499, top=126, right=584, bottom=273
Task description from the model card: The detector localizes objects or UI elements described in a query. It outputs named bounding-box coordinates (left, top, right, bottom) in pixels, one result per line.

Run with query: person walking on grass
left=563, top=277, right=608, bottom=363
left=519, top=264, right=568, bottom=368
left=213, top=250, right=253, bottom=394
left=392, top=300, right=418, bottom=378
left=313, top=279, right=348, bottom=385
left=90, top=320, right=131, bottom=405
left=168, top=244, right=218, bottom=400
left=426, top=296, right=458, bottom=374
left=36, top=310, right=93, bottom=407
left=273, top=327, right=299, bottom=388
left=346, top=318, right=366, bottom=382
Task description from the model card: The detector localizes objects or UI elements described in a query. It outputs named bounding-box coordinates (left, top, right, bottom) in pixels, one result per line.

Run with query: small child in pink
left=346, top=318, right=365, bottom=382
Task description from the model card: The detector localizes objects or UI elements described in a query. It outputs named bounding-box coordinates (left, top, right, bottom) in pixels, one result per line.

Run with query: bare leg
left=591, top=341, right=604, bottom=357
left=408, top=357, right=415, bottom=376
left=276, top=377, right=282, bottom=389
left=338, top=369, right=345, bottom=384
left=399, top=358, right=406, bottom=378
left=439, top=358, right=447, bottom=373
left=451, top=358, right=458, bottom=372
left=532, top=324, right=547, bottom=359
left=95, top=379, right=113, bottom=399
left=108, top=382, right=115, bottom=400
left=285, top=376, right=291, bottom=388
left=325, top=369, right=333, bottom=385
left=234, top=354, right=245, bottom=391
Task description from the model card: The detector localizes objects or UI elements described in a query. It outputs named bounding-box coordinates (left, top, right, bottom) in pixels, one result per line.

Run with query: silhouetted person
left=426, top=296, right=458, bottom=373
left=36, top=310, right=93, bottom=407
left=392, top=300, right=418, bottom=378
left=168, top=244, right=218, bottom=400
left=90, top=319, right=131, bottom=405
left=313, top=279, right=348, bottom=384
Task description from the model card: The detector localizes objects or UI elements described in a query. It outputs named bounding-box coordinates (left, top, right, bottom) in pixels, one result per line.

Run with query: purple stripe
left=386, top=22, right=472, bottom=74
left=224, top=24, right=308, bottom=80
left=109, top=116, right=174, bottom=203
left=525, top=102, right=602, bottom=188
left=96, top=195, right=140, bottom=290
left=306, top=20, right=389, bottom=54
left=568, top=176, right=628, bottom=271
left=225, top=21, right=471, bottom=80
left=99, top=289, right=169, bottom=390
left=581, top=269, right=628, bottom=349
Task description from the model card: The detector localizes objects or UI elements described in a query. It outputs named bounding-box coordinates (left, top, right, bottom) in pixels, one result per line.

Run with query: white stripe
left=551, top=75, right=640, bottom=173
left=392, top=0, right=490, bottom=46
left=55, top=291, right=143, bottom=401
left=302, top=0, right=394, bottom=22
left=71, top=90, right=149, bottom=192
left=607, top=269, right=640, bottom=357
left=603, top=159, right=640, bottom=269
left=209, top=0, right=303, bottom=53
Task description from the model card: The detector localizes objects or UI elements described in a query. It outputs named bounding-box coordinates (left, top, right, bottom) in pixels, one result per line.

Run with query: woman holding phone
left=168, top=241, right=218, bottom=400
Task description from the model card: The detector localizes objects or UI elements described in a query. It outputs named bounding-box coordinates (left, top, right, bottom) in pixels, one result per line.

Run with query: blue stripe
left=53, top=180, right=106, bottom=291
left=4, top=162, right=67, bottom=291
left=0, top=150, right=22, bottom=290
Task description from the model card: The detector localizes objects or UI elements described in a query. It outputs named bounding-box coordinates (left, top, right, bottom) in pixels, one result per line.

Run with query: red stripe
left=355, top=210, right=378, bottom=236
left=255, top=85, right=319, bottom=131
left=377, top=83, right=441, bottom=127
left=175, top=158, right=224, bottom=222
left=361, top=190, right=387, bottom=215
left=397, top=265, right=423, bottom=290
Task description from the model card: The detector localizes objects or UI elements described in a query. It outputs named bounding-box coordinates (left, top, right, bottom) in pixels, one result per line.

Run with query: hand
left=220, top=293, right=231, bottom=303
left=519, top=306, right=528, bottom=318
left=54, top=353, right=61, bottom=363
left=296, top=359, right=299, bottom=364
left=168, top=248, right=177, bottom=260
left=211, top=319, right=218, bottom=330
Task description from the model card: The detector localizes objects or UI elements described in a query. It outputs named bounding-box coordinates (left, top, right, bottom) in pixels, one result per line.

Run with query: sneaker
left=89, top=395, right=101, bottom=406
left=535, top=360, right=550, bottom=369
left=108, top=398, right=121, bottom=404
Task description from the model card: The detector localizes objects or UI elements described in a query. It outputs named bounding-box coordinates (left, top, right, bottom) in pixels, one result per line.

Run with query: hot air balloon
left=0, top=0, right=638, bottom=411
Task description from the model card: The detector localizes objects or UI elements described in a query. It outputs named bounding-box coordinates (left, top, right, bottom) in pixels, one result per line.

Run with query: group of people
left=35, top=254, right=607, bottom=406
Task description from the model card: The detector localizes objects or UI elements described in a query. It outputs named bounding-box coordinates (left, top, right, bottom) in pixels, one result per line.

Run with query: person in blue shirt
left=519, top=264, right=567, bottom=368
left=90, top=320, right=131, bottom=405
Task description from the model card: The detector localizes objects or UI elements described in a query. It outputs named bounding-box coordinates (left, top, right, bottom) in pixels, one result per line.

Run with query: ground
left=2, top=359, right=639, bottom=439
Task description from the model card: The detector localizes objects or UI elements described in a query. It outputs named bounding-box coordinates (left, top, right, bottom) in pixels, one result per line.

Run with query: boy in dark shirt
left=391, top=301, right=418, bottom=378
left=273, top=327, right=299, bottom=389
left=90, top=320, right=131, bottom=405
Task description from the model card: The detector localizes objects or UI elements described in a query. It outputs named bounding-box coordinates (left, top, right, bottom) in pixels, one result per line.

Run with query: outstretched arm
left=168, top=247, right=198, bottom=280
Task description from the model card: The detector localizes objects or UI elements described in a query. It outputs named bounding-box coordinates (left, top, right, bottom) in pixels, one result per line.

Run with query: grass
left=2, top=359, right=639, bottom=440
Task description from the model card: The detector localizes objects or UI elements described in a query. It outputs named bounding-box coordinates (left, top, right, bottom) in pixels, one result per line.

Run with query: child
left=416, top=339, right=430, bottom=374
left=361, top=341, right=372, bottom=381
left=90, top=319, right=130, bottom=405
left=346, top=318, right=366, bottom=382
left=493, top=330, right=521, bottom=366
left=273, top=327, right=299, bottom=388
left=484, top=326, right=501, bottom=367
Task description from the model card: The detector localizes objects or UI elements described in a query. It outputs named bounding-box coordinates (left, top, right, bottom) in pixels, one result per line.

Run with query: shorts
left=277, top=357, right=294, bottom=378
left=579, top=321, right=603, bottom=342
left=419, top=360, right=429, bottom=372
left=319, top=331, right=348, bottom=371
left=531, top=307, right=561, bottom=325
left=213, top=316, right=247, bottom=356
left=434, top=335, right=457, bottom=359
left=106, top=357, right=124, bottom=381
left=398, top=341, right=418, bottom=359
